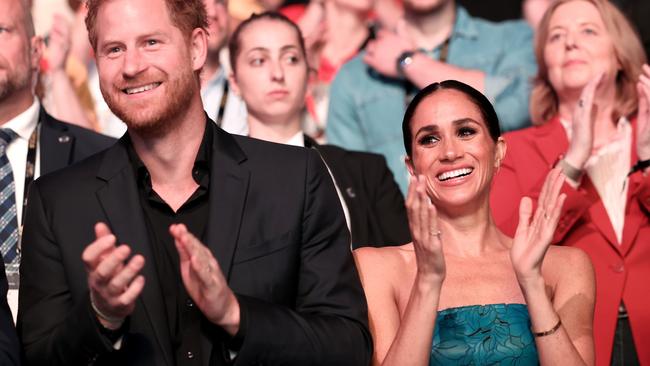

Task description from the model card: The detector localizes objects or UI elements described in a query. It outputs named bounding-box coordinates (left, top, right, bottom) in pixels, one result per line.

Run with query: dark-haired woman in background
left=227, top=12, right=411, bottom=248
left=355, top=80, right=595, bottom=365
left=490, top=0, right=650, bottom=364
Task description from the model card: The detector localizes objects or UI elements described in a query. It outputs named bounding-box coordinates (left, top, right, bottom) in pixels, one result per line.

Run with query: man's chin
left=112, top=107, right=172, bottom=138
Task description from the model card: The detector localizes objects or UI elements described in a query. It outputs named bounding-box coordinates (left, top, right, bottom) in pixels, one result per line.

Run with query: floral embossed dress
left=430, top=304, right=539, bottom=365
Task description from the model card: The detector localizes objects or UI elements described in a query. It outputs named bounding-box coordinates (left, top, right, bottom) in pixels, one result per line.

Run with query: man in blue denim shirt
left=327, top=0, right=536, bottom=193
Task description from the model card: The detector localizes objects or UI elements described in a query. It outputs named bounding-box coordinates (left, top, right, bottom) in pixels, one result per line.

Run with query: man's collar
left=125, top=119, right=214, bottom=188
left=3, top=99, right=40, bottom=140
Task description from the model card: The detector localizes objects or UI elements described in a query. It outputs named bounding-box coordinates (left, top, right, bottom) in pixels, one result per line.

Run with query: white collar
left=4, top=100, right=40, bottom=141
left=285, top=131, right=305, bottom=147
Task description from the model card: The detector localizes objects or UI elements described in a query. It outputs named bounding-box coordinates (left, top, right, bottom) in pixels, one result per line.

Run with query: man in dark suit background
left=18, top=0, right=371, bottom=365
left=0, top=0, right=115, bottom=320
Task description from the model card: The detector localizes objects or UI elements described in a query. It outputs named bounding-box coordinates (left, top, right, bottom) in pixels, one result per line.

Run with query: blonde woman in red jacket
left=491, top=0, right=650, bottom=365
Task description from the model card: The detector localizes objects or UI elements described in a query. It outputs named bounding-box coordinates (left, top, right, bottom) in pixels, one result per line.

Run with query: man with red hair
left=18, top=0, right=371, bottom=365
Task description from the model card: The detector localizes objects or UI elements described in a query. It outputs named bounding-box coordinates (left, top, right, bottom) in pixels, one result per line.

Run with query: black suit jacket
left=18, top=124, right=371, bottom=365
left=38, top=108, right=116, bottom=175
left=0, top=261, right=19, bottom=366
left=304, top=136, right=411, bottom=248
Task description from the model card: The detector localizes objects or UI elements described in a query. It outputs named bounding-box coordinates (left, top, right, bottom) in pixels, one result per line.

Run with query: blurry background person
left=355, top=81, right=595, bottom=365
left=523, top=0, right=649, bottom=58
left=0, top=0, right=114, bottom=319
left=491, top=0, right=649, bottom=364
left=326, top=0, right=537, bottom=194
left=39, top=12, right=96, bottom=130
left=289, top=0, right=376, bottom=140
left=229, top=12, right=410, bottom=248
left=34, top=0, right=128, bottom=137
left=200, top=0, right=248, bottom=135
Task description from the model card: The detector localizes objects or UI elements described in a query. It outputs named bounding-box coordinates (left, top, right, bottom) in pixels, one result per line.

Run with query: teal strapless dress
left=430, top=304, right=539, bottom=365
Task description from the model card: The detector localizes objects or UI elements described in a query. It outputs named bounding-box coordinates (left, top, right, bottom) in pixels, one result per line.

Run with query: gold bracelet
left=532, top=318, right=562, bottom=337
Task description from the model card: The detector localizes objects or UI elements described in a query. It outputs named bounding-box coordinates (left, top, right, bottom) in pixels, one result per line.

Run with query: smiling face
left=543, top=0, right=619, bottom=100
left=406, top=89, right=505, bottom=211
left=94, top=0, right=205, bottom=136
left=229, top=18, right=308, bottom=126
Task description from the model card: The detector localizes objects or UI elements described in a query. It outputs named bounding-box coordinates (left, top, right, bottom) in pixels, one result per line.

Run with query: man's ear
left=494, top=137, right=507, bottom=168
left=30, top=36, right=43, bottom=72
left=189, top=28, right=208, bottom=72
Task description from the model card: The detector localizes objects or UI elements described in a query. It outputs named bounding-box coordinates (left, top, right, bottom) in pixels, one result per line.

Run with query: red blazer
left=491, top=116, right=650, bottom=366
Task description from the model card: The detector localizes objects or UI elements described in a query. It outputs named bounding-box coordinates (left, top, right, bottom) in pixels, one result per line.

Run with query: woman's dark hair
left=228, top=11, right=307, bottom=73
left=402, top=80, right=501, bottom=157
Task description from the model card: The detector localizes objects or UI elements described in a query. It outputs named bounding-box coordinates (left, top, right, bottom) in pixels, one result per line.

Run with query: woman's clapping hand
left=510, top=168, right=567, bottom=287
left=406, top=175, right=446, bottom=284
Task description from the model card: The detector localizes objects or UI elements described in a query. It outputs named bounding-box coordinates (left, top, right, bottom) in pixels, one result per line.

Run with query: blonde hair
left=530, top=0, right=647, bottom=124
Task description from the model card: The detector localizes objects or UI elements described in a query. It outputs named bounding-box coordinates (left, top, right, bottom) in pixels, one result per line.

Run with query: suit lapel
left=94, top=140, right=173, bottom=366
left=304, top=136, right=360, bottom=241
left=204, top=128, right=249, bottom=280
left=38, top=110, right=74, bottom=175
left=531, top=119, right=620, bottom=251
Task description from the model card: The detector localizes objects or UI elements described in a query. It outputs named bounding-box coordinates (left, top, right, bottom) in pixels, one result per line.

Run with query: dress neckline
left=437, top=303, right=527, bottom=314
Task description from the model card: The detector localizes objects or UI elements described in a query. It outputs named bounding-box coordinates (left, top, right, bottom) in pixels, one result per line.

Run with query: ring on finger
left=430, top=229, right=442, bottom=238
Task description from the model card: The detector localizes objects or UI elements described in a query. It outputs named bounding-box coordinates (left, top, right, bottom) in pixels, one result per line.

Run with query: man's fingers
left=106, top=254, right=145, bottom=295
left=92, top=245, right=130, bottom=285
left=170, top=224, right=192, bottom=263
left=116, top=275, right=146, bottom=307
left=82, top=233, right=117, bottom=271
left=95, top=222, right=113, bottom=239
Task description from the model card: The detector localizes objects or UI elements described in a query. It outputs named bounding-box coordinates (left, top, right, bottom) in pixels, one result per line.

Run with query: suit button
left=611, top=263, right=625, bottom=273
left=187, top=351, right=195, bottom=359
left=58, top=135, right=71, bottom=143
left=186, top=299, right=194, bottom=307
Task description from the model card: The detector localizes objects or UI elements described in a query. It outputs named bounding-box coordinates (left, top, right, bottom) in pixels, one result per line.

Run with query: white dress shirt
left=3, top=99, right=41, bottom=321
left=201, top=68, right=248, bottom=136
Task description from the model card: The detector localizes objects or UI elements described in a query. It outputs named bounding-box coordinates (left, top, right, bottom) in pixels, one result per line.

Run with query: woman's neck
left=434, top=194, right=509, bottom=257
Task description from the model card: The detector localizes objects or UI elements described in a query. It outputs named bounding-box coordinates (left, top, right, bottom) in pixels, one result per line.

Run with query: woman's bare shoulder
left=543, top=245, right=594, bottom=286
left=545, top=245, right=592, bottom=268
left=354, top=243, right=415, bottom=275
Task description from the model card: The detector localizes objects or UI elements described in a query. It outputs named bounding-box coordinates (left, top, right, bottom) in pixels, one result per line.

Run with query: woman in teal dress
left=354, top=80, right=596, bottom=365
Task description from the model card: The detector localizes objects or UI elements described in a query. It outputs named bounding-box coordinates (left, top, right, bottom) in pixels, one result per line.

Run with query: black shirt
left=126, top=121, right=212, bottom=365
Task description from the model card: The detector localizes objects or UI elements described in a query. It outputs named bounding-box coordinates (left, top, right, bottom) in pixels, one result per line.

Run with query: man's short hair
left=85, top=0, right=208, bottom=50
